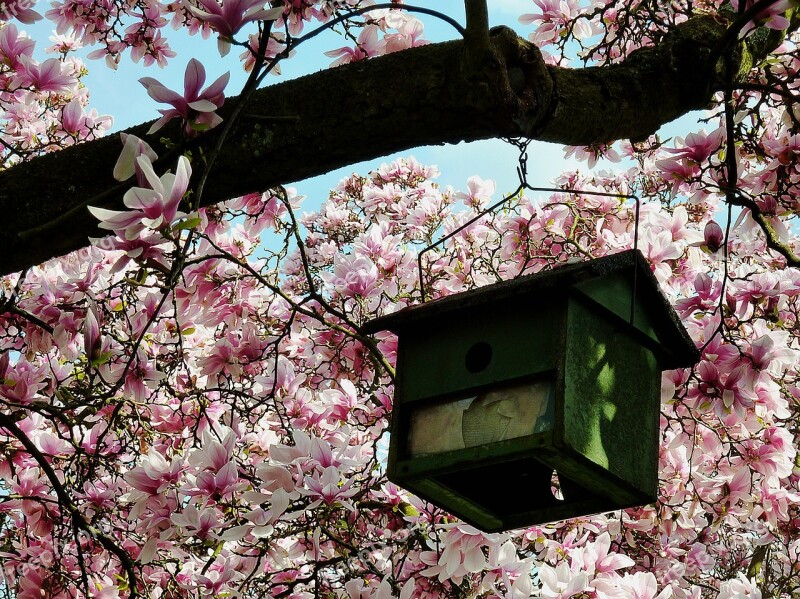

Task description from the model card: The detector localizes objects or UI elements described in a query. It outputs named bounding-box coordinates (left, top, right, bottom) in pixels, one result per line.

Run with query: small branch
left=728, top=195, right=800, bottom=266
left=276, top=190, right=396, bottom=380
left=722, top=82, right=800, bottom=103
left=195, top=234, right=396, bottom=382
left=0, top=268, right=55, bottom=333
left=710, top=0, right=789, bottom=62
left=292, top=3, right=466, bottom=42
left=464, top=0, right=490, bottom=69
left=750, top=210, right=800, bottom=266
left=722, top=55, right=800, bottom=268
left=3, top=305, right=55, bottom=334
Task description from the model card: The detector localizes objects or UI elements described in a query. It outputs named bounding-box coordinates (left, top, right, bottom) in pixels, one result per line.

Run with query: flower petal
left=140, top=77, right=184, bottom=105
left=184, top=58, right=206, bottom=100
left=187, top=99, right=218, bottom=112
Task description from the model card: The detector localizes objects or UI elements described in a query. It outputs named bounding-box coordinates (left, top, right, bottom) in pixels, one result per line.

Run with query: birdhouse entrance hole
left=464, top=341, right=492, bottom=373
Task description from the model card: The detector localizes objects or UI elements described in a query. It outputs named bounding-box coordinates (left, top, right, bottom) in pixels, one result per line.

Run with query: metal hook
left=417, top=139, right=643, bottom=314
left=417, top=185, right=642, bottom=306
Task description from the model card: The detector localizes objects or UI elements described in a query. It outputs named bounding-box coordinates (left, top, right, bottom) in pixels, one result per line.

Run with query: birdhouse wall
left=394, top=300, right=563, bottom=405
left=572, top=270, right=658, bottom=343
left=561, top=296, right=661, bottom=502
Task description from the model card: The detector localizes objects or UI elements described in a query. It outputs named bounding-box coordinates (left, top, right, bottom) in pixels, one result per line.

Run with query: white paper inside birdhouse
left=407, top=380, right=554, bottom=457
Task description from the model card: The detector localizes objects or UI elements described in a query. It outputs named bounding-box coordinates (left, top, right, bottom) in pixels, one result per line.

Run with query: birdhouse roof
left=362, top=249, right=700, bottom=370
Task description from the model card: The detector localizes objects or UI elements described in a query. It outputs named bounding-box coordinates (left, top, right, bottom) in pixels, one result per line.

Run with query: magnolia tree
left=1, top=0, right=800, bottom=597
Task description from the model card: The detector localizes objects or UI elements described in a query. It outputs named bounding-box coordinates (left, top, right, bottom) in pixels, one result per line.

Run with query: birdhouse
left=363, top=250, right=700, bottom=532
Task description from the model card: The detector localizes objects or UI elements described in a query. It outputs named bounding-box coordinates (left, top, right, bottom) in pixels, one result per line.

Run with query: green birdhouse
left=363, top=250, right=700, bottom=532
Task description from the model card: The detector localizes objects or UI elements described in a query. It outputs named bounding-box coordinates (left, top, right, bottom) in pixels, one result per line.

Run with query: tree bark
left=0, top=17, right=733, bottom=275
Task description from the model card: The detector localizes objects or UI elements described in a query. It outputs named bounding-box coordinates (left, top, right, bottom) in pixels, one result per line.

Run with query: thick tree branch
left=0, top=16, right=755, bottom=275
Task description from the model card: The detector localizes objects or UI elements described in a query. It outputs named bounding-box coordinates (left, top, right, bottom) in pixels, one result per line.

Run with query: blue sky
left=19, top=1, right=699, bottom=210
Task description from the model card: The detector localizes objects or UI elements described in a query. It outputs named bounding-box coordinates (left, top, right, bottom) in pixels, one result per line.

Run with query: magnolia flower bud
left=704, top=220, right=724, bottom=252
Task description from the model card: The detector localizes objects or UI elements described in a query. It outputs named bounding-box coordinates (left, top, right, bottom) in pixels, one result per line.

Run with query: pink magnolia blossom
left=45, top=31, right=83, bottom=53
left=717, top=573, right=762, bottom=599
left=382, top=12, right=428, bottom=53
left=520, top=0, right=596, bottom=45
left=747, top=330, right=797, bottom=372
left=703, top=220, right=724, bottom=252
left=12, top=56, right=74, bottom=92
left=188, top=427, right=236, bottom=472
left=254, top=463, right=295, bottom=495
left=298, top=464, right=358, bottom=510
left=139, top=58, right=229, bottom=134
left=60, top=98, right=88, bottom=137
left=654, top=156, right=699, bottom=193
left=640, top=228, right=684, bottom=281
left=0, top=23, right=35, bottom=70
left=537, top=561, right=589, bottom=599
left=720, top=464, right=753, bottom=510
left=0, top=0, right=43, bottom=23
left=123, top=351, right=167, bottom=403
left=730, top=0, right=792, bottom=33
left=456, top=175, right=496, bottom=210
left=185, top=461, right=242, bottom=498
left=574, top=532, right=634, bottom=576
left=420, top=525, right=496, bottom=584
left=692, top=360, right=758, bottom=421
left=321, top=253, right=381, bottom=299
left=0, top=356, right=46, bottom=404
left=89, top=154, right=191, bottom=240
left=112, top=133, right=159, bottom=183
left=171, top=504, right=224, bottom=540
left=58, top=98, right=111, bottom=142
left=278, top=0, right=319, bottom=35
left=239, top=30, right=291, bottom=72
left=82, top=302, right=101, bottom=361
left=5, top=469, right=55, bottom=536
left=563, top=143, right=621, bottom=168
left=662, top=128, right=725, bottom=163
left=344, top=577, right=414, bottom=599
left=125, top=448, right=183, bottom=495
left=594, top=571, right=671, bottom=599
left=194, top=559, right=238, bottom=595
left=325, top=25, right=385, bottom=66
left=674, top=272, right=722, bottom=317
left=740, top=426, right=795, bottom=480
left=184, top=0, right=284, bottom=56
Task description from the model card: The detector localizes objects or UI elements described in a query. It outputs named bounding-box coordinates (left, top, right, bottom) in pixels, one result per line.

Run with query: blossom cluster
left=1, top=0, right=800, bottom=597
left=0, top=22, right=111, bottom=168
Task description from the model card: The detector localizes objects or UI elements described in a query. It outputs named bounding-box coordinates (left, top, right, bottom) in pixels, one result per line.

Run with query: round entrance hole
left=464, top=341, right=492, bottom=373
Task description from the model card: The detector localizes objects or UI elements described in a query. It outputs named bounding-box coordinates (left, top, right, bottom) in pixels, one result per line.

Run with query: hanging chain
left=417, top=139, right=642, bottom=326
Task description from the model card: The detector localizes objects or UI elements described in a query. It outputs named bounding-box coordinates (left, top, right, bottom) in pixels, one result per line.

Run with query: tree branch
left=730, top=195, right=800, bottom=266
left=0, top=16, right=759, bottom=275
left=464, top=0, right=490, bottom=69
left=0, top=412, right=140, bottom=596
